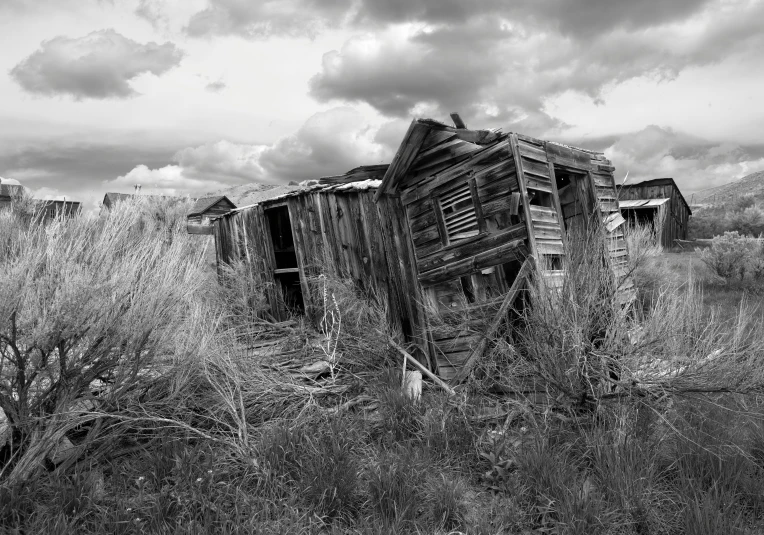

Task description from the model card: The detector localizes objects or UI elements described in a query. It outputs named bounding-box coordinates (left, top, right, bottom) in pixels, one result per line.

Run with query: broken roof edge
left=374, top=118, right=506, bottom=201
left=375, top=117, right=610, bottom=201
left=218, top=179, right=383, bottom=218
left=619, top=198, right=671, bottom=209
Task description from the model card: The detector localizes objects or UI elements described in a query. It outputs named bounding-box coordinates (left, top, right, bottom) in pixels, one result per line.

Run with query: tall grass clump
left=0, top=197, right=207, bottom=484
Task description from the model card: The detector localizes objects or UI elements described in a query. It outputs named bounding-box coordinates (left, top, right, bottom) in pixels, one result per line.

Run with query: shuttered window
left=436, top=179, right=483, bottom=244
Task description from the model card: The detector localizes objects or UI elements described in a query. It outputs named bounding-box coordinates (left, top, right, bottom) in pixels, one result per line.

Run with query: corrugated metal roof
left=619, top=198, right=670, bottom=209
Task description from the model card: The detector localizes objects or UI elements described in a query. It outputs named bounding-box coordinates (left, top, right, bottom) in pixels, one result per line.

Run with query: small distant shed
left=101, top=192, right=186, bottom=214
left=35, top=200, right=82, bottom=220
left=0, top=177, right=25, bottom=210
left=618, top=178, right=691, bottom=246
left=187, top=196, right=236, bottom=235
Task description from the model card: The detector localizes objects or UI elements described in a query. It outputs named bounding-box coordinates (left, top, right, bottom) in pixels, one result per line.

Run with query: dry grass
left=2, top=207, right=764, bottom=533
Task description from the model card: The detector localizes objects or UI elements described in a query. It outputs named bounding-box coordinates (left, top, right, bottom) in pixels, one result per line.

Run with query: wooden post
left=450, top=256, right=536, bottom=385
left=386, top=336, right=456, bottom=396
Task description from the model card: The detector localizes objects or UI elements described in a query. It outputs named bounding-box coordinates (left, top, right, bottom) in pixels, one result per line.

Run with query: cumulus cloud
left=9, top=29, right=184, bottom=99
left=601, top=126, right=764, bottom=193
left=259, top=107, right=392, bottom=180
left=185, top=0, right=352, bottom=38
left=205, top=80, right=226, bottom=92
left=107, top=108, right=395, bottom=195
left=102, top=140, right=270, bottom=197
left=307, top=0, right=764, bottom=136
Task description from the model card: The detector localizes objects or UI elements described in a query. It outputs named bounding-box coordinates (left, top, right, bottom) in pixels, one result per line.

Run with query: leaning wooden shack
left=214, top=118, right=633, bottom=381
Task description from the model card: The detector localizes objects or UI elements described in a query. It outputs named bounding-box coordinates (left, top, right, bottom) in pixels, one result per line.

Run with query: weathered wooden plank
left=545, top=142, right=593, bottom=168
left=529, top=206, right=558, bottom=224
left=419, top=129, right=458, bottom=153
left=286, top=198, right=313, bottom=316
left=517, top=139, right=549, bottom=164
left=477, top=180, right=512, bottom=203
left=521, top=157, right=553, bottom=179
left=418, top=240, right=527, bottom=285
left=401, top=141, right=508, bottom=205
left=524, top=175, right=553, bottom=193
left=450, top=256, right=535, bottom=384
left=416, top=223, right=527, bottom=272
left=375, top=121, right=430, bottom=201
left=509, top=135, right=539, bottom=262
left=412, top=141, right=482, bottom=174
left=535, top=239, right=565, bottom=255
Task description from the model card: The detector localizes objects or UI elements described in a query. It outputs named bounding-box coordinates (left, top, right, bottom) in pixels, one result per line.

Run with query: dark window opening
left=555, top=169, right=573, bottom=192
left=266, top=206, right=298, bottom=269
left=460, top=276, right=476, bottom=304
left=528, top=189, right=553, bottom=208
left=544, top=254, right=563, bottom=271
left=501, top=258, right=523, bottom=287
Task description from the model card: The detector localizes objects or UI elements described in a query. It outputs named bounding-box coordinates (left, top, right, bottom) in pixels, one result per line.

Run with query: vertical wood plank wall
left=214, top=191, right=426, bottom=352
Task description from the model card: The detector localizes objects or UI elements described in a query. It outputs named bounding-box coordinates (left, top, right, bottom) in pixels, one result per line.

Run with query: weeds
left=3, top=195, right=764, bottom=534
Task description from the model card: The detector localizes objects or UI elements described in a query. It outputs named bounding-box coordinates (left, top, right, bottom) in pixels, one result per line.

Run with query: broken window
left=436, top=179, right=483, bottom=244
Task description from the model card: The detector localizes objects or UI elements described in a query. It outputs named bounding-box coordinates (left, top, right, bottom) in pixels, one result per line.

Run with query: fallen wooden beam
left=386, top=336, right=456, bottom=396
left=450, top=256, right=536, bottom=385
left=450, top=112, right=467, bottom=129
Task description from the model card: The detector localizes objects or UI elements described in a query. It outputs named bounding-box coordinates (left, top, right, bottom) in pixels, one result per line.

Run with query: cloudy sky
left=1, top=0, right=763, bottom=209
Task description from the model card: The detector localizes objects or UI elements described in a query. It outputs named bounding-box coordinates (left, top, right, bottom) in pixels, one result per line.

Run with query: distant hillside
left=692, top=170, right=764, bottom=205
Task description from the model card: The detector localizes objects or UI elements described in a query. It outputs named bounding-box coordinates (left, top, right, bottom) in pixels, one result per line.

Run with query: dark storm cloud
left=0, top=139, right=179, bottom=191
left=309, top=20, right=509, bottom=119
left=9, top=30, right=184, bottom=100
left=308, top=0, right=764, bottom=135
left=511, top=0, right=713, bottom=37
left=185, top=0, right=352, bottom=39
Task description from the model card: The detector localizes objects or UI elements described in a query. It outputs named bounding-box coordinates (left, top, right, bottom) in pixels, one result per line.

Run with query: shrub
left=0, top=197, right=205, bottom=484
left=728, top=206, right=764, bottom=237
left=699, top=231, right=762, bottom=279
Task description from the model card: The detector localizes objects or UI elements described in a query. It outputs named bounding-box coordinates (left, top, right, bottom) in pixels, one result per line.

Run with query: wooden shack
left=213, top=165, right=427, bottom=342
left=214, top=117, right=633, bottom=381
left=34, top=200, right=82, bottom=220
left=617, top=178, right=691, bottom=247
left=187, top=195, right=236, bottom=234
left=0, top=177, right=25, bottom=210
left=101, top=192, right=186, bottom=214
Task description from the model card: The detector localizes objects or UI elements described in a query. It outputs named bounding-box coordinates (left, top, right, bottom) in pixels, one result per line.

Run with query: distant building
left=186, top=196, right=236, bottom=235
left=0, top=177, right=24, bottom=210
left=618, top=178, right=692, bottom=246
left=34, top=199, right=82, bottom=221
left=100, top=192, right=188, bottom=215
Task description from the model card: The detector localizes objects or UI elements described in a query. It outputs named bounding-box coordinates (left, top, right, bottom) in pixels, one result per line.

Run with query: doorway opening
left=554, top=166, right=591, bottom=234
left=265, top=205, right=304, bottom=313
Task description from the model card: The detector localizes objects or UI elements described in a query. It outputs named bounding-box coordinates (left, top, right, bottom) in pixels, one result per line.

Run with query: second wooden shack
left=617, top=178, right=692, bottom=247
